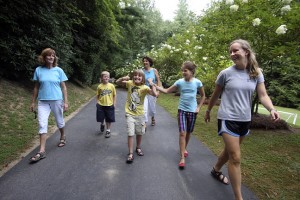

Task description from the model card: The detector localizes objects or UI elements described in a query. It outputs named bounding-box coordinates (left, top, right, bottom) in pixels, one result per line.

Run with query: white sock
left=107, top=129, right=110, bottom=132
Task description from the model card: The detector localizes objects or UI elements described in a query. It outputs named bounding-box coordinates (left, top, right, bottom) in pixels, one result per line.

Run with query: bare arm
left=257, top=82, right=280, bottom=121
left=61, top=81, right=68, bottom=111
left=113, top=89, right=117, bottom=106
left=154, top=68, right=162, bottom=87
left=195, top=87, right=206, bottom=113
left=30, top=82, right=39, bottom=112
left=116, top=75, right=130, bottom=87
left=205, top=84, right=222, bottom=123
left=153, top=84, right=177, bottom=94
left=148, top=84, right=158, bottom=97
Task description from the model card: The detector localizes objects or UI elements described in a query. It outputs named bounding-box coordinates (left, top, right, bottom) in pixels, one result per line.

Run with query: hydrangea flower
left=242, top=0, right=248, bottom=3
left=203, top=57, right=208, bottom=61
left=226, top=0, right=234, bottom=5
left=230, top=5, right=239, bottom=12
left=282, top=0, right=292, bottom=4
left=183, top=51, right=189, bottom=55
left=281, top=5, right=291, bottom=14
left=252, top=18, right=261, bottom=26
left=276, top=25, right=287, bottom=35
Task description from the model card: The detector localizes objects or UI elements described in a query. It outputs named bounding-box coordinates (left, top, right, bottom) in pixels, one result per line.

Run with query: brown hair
left=229, top=39, right=260, bottom=78
left=37, top=48, right=58, bottom=66
left=182, top=61, right=197, bottom=75
left=142, top=56, right=153, bottom=67
left=132, top=69, right=146, bottom=85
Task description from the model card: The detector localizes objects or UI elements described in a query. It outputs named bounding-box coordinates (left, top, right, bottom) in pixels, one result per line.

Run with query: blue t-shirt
left=143, top=68, right=157, bottom=86
left=174, top=78, right=203, bottom=112
left=33, top=66, right=68, bottom=100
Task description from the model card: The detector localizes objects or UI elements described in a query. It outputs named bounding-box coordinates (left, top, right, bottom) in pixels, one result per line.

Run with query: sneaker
left=100, top=124, right=105, bottom=132
left=105, top=130, right=111, bottom=138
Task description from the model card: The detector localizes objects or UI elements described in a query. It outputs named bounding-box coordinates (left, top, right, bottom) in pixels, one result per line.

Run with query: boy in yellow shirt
left=96, top=71, right=116, bottom=138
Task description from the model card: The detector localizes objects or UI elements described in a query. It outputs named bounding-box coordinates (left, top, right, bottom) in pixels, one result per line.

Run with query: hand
left=64, top=103, right=69, bottom=111
left=270, top=109, right=280, bottom=121
left=204, top=110, right=210, bottom=123
left=148, top=78, right=153, bottom=85
left=30, top=103, right=35, bottom=112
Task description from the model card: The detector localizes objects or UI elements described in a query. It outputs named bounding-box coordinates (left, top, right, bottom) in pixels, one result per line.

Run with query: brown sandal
left=151, top=118, right=155, bottom=126
left=58, top=136, right=66, bottom=147
left=211, top=167, right=229, bottom=185
left=136, top=147, right=144, bottom=156
left=29, top=151, right=46, bottom=162
left=126, top=153, right=134, bottom=163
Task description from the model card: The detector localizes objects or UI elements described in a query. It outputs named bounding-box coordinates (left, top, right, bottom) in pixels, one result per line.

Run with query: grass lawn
left=0, top=79, right=95, bottom=170
left=157, top=93, right=300, bottom=200
left=258, top=105, right=300, bottom=126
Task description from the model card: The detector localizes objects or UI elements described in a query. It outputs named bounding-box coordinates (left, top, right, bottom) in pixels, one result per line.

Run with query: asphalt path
left=0, top=89, right=258, bottom=200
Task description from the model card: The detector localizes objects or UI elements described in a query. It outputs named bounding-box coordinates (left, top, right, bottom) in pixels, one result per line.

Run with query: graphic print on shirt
left=100, top=89, right=112, bottom=97
left=129, top=86, right=141, bottom=112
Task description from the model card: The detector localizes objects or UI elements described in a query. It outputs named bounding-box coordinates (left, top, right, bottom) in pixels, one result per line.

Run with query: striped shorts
left=177, top=109, right=197, bottom=133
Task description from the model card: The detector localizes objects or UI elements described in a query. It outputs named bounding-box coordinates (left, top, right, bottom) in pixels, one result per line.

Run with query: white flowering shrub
left=252, top=18, right=261, bottom=26
left=275, top=25, right=288, bottom=35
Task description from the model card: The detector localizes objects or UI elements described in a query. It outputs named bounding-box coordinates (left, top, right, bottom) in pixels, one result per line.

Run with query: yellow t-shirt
left=96, top=83, right=116, bottom=106
left=125, top=80, right=150, bottom=116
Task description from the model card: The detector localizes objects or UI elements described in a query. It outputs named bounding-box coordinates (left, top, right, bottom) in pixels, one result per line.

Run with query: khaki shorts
left=126, top=114, right=146, bottom=136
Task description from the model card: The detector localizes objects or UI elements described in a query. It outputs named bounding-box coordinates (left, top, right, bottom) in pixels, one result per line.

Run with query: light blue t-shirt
left=33, top=66, right=68, bottom=100
left=174, top=78, right=203, bottom=112
left=143, top=68, right=157, bottom=86
left=216, top=65, right=264, bottom=121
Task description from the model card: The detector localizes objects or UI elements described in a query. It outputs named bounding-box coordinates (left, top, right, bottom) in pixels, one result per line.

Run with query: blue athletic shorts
left=218, top=119, right=251, bottom=137
left=96, top=104, right=115, bottom=123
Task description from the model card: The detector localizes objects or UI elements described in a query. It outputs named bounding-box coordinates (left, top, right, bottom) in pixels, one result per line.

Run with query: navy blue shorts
left=96, top=104, right=115, bottom=123
left=218, top=119, right=251, bottom=137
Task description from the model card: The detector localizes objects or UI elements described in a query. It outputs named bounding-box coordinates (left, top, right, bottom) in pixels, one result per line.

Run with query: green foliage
left=0, top=0, right=81, bottom=80
left=126, top=0, right=300, bottom=107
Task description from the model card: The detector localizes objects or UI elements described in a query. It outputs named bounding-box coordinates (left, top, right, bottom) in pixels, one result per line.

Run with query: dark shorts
left=96, top=104, right=115, bottom=123
left=218, top=119, right=251, bottom=137
left=177, top=109, right=197, bottom=133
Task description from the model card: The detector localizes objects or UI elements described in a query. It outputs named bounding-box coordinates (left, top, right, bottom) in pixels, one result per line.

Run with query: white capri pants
left=143, top=94, right=157, bottom=123
left=38, top=100, right=65, bottom=134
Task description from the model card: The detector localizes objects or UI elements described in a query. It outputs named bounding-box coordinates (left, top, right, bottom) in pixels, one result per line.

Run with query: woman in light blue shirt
left=29, top=48, right=68, bottom=162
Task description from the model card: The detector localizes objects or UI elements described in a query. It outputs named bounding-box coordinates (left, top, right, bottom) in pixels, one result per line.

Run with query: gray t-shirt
left=216, top=65, right=264, bottom=121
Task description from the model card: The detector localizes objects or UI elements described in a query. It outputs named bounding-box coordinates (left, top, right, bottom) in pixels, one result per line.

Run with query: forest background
left=0, top=0, right=299, bottom=109
left=0, top=0, right=300, bottom=199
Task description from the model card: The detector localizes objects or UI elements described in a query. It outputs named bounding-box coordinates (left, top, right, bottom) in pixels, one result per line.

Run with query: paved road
left=0, top=89, right=258, bottom=200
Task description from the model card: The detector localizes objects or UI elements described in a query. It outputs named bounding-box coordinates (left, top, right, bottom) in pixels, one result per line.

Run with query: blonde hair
left=37, top=48, right=58, bottom=66
left=230, top=39, right=260, bottom=78
left=132, top=69, right=146, bottom=85
left=101, top=71, right=110, bottom=78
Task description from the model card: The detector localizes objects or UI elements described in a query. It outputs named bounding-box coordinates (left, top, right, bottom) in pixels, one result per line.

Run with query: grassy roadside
left=0, top=79, right=96, bottom=170
left=157, top=93, right=300, bottom=200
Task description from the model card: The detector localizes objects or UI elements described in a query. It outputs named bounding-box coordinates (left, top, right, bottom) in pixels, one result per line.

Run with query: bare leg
left=179, top=131, right=186, bottom=163
left=59, top=127, right=65, bottom=139
left=136, top=135, right=142, bottom=149
left=39, top=134, right=47, bottom=152
left=106, top=122, right=111, bottom=130
left=128, top=136, right=134, bottom=154
left=185, top=132, right=191, bottom=154
left=222, top=133, right=245, bottom=200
